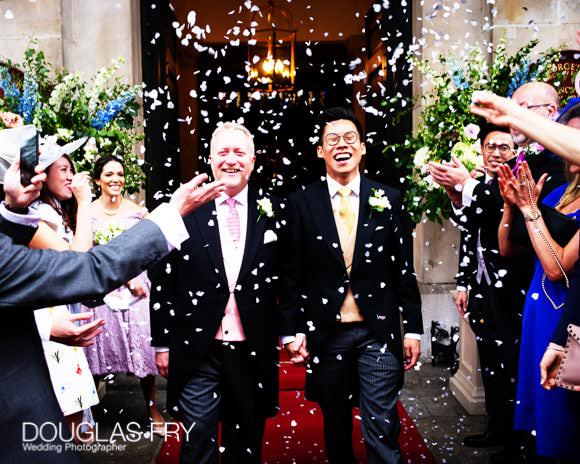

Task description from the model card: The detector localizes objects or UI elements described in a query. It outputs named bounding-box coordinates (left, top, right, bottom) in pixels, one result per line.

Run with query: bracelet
left=524, top=210, right=541, bottom=222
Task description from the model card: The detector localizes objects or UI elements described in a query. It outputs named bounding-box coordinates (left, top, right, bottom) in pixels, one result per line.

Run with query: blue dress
left=514, top=184, right=580, bottom=458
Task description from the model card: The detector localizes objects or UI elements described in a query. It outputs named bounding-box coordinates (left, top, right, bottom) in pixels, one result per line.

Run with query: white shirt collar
left=217, top=185, right=249, bottom=207
left=326, top=173, right=361, bottom=198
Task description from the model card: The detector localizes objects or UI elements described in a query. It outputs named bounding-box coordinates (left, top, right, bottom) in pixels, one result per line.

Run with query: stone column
left=411, top=0, right=492, bottom=412
left=449, top=308, right=486, bottom=414
left=60, top=0, right=142, bottom=83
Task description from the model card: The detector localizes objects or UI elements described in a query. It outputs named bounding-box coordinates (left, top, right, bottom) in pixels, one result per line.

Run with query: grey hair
left=210, top=122, right=255, bottom=157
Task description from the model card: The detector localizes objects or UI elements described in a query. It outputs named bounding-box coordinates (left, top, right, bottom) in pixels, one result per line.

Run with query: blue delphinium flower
left=0, top=67, right=22, bottom=102
left=450, top=62, right=469, bottom=90
left=507, top=60, right=530, bottom=97
left=91, top=92, right=133, bottom=130
left=17, top=73, right=38, bottom=124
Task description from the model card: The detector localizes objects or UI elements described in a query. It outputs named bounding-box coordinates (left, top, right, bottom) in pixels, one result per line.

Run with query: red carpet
left=157, top=357, right=436, bottom=464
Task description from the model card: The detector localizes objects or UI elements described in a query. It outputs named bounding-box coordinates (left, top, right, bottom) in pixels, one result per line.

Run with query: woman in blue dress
left=497, top=133, right=580, bottom=461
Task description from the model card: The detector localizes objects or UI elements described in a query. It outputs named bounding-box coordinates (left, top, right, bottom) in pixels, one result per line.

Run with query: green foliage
left=383, top=37, right=561, bottom=224
left=0, top=42, right=145, bottom=192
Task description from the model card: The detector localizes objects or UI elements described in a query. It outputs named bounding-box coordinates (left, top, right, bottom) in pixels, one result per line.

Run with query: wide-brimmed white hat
left=0, top=125, right=87, bottom=184
left=38, top=135, right=87, bottom=168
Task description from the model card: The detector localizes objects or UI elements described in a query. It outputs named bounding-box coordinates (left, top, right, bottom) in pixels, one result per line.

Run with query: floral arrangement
left=0, top=41, right=145, bottom=192
left=94, top=223, right=126, bottom=245
left=383, top=37, right=560, bottom=224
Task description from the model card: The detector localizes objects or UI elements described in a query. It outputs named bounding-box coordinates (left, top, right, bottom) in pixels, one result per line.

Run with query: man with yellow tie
left=280, top=107, right=423, bottom=464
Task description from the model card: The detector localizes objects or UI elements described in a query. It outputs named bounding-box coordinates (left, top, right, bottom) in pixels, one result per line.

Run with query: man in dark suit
left=0, top=161, right=223, bottom=464
left=151, top=122, right=284, bottom=464
left=281, top=107, right=423, bottom=464
left=451, top=126, right=526, bottom=457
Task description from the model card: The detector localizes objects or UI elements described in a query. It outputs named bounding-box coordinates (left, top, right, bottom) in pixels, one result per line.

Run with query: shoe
left=463, top=430, right=502, bottom=447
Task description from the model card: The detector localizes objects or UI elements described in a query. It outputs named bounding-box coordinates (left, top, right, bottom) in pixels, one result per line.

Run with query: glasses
left=325, top=131, right=359, bottom=146
left=521, top=103, right=554, bottom=112
left=484, top=143, right=514, bottom=155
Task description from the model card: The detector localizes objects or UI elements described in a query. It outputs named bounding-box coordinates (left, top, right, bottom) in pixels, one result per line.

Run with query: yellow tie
left=337, top=186, right=355, bottom=234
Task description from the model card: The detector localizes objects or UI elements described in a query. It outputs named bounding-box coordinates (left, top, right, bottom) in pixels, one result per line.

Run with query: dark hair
left=92, top=155, right=125, bottom=181
left=316, top=107, right=364, bottom=146
left=479, top=123, right=510, bottom=145
left=38, top=154, right=77, bottom=232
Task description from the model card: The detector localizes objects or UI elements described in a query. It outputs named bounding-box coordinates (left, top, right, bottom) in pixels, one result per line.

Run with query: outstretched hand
left=50, top=311, right=105, bottom=347
left=169, top=173, right=225, bottom=217
left=470, top=90, right=520, bottom=128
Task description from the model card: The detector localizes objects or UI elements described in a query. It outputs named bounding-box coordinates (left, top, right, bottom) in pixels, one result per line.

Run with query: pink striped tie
left=225, top=197, right=240, bottom=242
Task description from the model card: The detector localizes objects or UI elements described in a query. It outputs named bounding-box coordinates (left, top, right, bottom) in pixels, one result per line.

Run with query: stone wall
left=493, top=0, right=579, bottom=54
left=0, top=0, right=63, bottom=67
left=0, top=0, right=141, bottom=82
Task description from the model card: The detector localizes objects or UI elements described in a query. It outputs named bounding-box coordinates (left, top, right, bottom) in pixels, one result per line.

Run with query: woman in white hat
left=26, top=135, right=100, bottom=442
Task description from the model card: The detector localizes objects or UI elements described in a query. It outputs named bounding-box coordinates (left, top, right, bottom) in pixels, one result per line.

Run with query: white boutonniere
left=368, top=188, right=391, bottom=215
left=256, top=197, right=274, bottom=221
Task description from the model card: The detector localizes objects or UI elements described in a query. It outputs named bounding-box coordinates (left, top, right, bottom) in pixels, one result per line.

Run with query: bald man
left=510, top=82, right=559, bottom=144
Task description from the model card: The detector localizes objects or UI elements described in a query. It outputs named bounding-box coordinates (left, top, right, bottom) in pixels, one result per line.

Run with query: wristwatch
left=523, top=210, right=541, bottom=222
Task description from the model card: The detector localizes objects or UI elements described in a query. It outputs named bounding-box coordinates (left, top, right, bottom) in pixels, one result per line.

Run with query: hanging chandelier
left=247, top=0, right=296, bottom=92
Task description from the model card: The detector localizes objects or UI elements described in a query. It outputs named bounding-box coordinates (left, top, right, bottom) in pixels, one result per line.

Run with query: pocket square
left=264, top=229, right=278, bottom=244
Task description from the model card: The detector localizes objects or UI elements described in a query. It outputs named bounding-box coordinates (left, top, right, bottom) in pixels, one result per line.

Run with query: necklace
left=101, top=197, right=123, bottom=216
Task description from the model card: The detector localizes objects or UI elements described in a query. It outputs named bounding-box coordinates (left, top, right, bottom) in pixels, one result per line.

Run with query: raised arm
left=69, top=172, right=94, bottom=251
left=471, top=91, right=580, bottom=165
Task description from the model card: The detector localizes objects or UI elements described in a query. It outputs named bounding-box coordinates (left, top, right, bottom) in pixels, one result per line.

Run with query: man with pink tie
left=151, top=122, right=285, bottom=464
